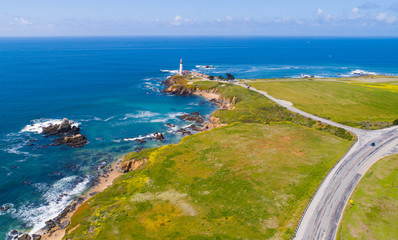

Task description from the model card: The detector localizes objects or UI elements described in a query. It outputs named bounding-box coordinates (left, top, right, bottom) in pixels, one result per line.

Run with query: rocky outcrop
left=162, top=84, right=196, bottom=95
left=18, top=233, right=31, bottom=240
left=41, top=118, right=88, bottom=148
left=161, top=75, right=196, bottom=96
left=119, top=158, right=148, bottom=173
left=188, top=124, right=203, bottom=132
left=53, top=134, right=88, bottom=148
left=59, top=220, right=70, bottom=230
left=32, top=234, right=41, bottom=240
left=43, top=220, right=56, bottom=231
left=179, top=112, right=205, bottom=124
left=151, top=132, right=164, bottom=141
left=203, top=115, right=224, bottom=130
left=0, top=204, right=11, bottom=212
left=176, top=128, right=192, bottom=135
left=42, top=118, right=79, bottom=136
left=165, top=123, right=176, bottom=128
left=161, top=75, right=186, bottom=87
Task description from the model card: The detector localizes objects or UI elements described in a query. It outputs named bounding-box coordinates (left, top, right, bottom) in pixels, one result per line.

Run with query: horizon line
left=0, top=35, right=398, bottom=39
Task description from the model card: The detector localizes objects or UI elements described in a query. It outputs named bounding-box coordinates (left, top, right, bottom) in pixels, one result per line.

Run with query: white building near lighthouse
left=179, top=58, right=183, bottom=75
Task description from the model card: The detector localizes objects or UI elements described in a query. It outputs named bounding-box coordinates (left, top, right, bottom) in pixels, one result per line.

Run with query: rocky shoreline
left=18, top=75, right=224, bottom=240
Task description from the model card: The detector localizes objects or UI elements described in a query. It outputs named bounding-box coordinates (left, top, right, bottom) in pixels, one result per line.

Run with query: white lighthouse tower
left=179, top=58, right=183, bottom=75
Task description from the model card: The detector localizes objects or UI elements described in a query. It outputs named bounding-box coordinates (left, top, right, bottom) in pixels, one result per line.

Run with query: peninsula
left=35, top=74, right=398, bottom=240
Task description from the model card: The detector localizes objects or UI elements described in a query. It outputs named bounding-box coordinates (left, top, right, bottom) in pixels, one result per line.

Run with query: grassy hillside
left=64, top=79, right=354, bottom=239
left=250, top=80, right=398, bottom=129
left=65, top=123, right=351, bottom=239
left=195, top=81, right=353, bottom=140
left=338, top=155, right=398, bottom=240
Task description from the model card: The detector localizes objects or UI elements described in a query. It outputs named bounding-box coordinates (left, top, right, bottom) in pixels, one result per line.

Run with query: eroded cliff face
left=162, top=84, right=196, bottom=95
left=119, top=158, right=148, bottom=173
left=162, top=76, right=237, bottom=131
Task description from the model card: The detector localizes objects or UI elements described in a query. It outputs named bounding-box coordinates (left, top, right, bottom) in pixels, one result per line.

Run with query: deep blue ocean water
left=0, top=37, right=397, bottom=238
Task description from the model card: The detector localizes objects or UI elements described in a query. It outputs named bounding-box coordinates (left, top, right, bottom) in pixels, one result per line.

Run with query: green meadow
left=65, top=80, right=353, bottom=239
left=250, top=79, right=398, bottom=129
left=338, top=155, right=398, bottom=240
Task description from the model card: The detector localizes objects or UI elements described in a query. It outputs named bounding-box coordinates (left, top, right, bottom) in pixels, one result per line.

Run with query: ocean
left=0, top=37, right=397, bottom=238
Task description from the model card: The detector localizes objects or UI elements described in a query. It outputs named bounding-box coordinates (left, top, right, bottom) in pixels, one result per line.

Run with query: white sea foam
left=150, top=118, right=170, bottom=123
left=10, top=175, right=89, bottom=235
left=121, top=111, right=160, bottom=120
left=20, top=119, right=80, bottom=134
left=196, top=65, right=215, bottom=69
left=160, top=69, right=179, bottom=74
left=123, top=133, right=157, bottom=142
left=350, top=69, right=376, bottom=76
left=4, top=143, right=31, bottom=156
left=104, top=116, right=115, bottom=122
left=150, top=112, right=184, bottom=123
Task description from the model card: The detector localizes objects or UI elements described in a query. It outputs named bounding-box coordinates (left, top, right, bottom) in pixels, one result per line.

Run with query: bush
left=393, top=119, right=398, bottom=125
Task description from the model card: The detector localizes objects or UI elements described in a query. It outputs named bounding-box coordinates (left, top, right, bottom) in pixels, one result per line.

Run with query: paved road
left=235, top=83, right=398, bottom=240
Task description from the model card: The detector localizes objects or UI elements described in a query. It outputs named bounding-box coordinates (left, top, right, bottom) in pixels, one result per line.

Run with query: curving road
left=235, top=83, right=398, bottom=240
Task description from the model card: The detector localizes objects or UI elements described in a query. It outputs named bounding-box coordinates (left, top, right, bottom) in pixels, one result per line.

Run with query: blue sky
left=1, top=0, right=398, bottom=36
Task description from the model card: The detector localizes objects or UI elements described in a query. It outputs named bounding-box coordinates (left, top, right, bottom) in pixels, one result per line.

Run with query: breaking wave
left=10, top=175, right=89, bottom=234
left=160, top=69, right=179, bottom=74
left=20, top=119, right=80, bottom=134
left=120, top=111, right=160, bottom=121
left=350, top=69, right=376, bottom=76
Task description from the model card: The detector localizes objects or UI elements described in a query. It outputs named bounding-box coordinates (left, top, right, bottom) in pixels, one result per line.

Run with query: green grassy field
left=250, top=80, right=398, bottom=129
left=64, top=80, right=355, bottom=239
left=338, top=155, right=398, bottom=240
left=194, top=81, right=353, bottom=140
left=65, top=123, right=351, bottom=240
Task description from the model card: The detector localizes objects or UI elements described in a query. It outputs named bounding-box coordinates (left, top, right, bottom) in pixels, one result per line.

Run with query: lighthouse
left=179, top=58, right=183, bottom=75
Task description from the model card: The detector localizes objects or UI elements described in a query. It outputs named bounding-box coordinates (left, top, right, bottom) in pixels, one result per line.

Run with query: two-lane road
left=235, top=83, right=398, bottom=240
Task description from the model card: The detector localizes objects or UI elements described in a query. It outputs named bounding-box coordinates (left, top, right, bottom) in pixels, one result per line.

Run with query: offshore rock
left=41, top=118, right=87, bottom=148
left=134, top=139, right=147, bottom=144
left=0, top=204, right=11, bottom=212
left=179, top=112, right=205, bottom=124
left=151, top=132, right=164, bottom=141
left=53, top=134, right=88, bottom=148
left=42, top=118, right=79, bottom=136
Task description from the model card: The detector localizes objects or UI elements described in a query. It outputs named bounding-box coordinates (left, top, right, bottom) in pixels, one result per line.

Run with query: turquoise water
left=1, top=37, right=398, bottom=238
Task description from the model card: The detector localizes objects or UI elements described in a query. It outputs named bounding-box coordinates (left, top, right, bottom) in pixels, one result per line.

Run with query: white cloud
left=169, top=15, right=196, bottom=26
left=376, top=12, right=397, bottom=23
left=225, top=16, right=234, bottom=22
left=352, top=7, right=359, bottom=14
left=10, top=17, right=33, bottom=26
left=376, top=12, right=388, bottom=21
left=170, top=15, right=183, bottom=26
left=317, top=8, right=323, bottom=15
left=324, top=14, right=334, bottom=22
